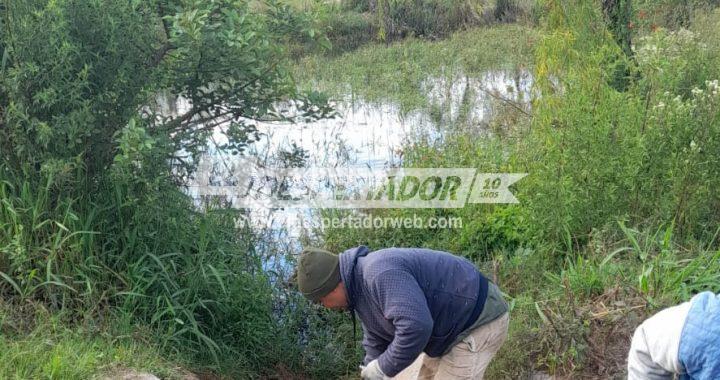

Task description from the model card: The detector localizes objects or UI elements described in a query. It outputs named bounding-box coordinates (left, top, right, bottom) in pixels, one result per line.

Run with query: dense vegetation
left=1, top=0, right=719, bottom=378
left=313, top=0, right=720, bottom=377
left=0, top=0, right=340, bottom=377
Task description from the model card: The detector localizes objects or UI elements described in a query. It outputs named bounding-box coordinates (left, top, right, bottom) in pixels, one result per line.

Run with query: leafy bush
left=524, top=0, right=720, bottom=246
left=0, top=0, right=335, bottom=376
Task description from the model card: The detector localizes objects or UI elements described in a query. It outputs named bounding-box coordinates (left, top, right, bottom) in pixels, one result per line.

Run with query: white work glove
left=360, top=359, right=389, bottom=380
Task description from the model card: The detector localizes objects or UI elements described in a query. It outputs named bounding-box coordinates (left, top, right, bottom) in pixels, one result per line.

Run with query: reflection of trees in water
left=184, top=69, right=534, bottom=287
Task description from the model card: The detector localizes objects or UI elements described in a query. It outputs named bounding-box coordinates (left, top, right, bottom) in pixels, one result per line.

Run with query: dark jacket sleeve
left=369, top=269, right=433, bottom=377
left=362, top=326, right=389, bottom=365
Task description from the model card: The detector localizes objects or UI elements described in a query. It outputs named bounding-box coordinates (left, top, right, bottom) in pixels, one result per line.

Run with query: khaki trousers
left=394, top=312, right=509, bottom=380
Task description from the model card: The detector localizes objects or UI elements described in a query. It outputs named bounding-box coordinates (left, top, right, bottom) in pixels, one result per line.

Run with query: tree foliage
left=0, top=0, right=330, bottom=187
left=0, top=0, right=338, bottom=373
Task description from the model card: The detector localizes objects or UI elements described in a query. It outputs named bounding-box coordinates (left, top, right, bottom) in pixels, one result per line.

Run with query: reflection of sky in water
left=179, top=69, right=533, bottom=272
left=247, top=100, right=433, bottom=169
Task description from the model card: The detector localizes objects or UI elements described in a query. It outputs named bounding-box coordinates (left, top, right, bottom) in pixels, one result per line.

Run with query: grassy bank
left=1, top=0, right=719, bottom=378
left=0, top=303, right=184, bottom=379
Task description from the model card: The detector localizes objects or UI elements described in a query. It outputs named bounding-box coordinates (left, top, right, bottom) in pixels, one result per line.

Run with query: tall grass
left=314, top=1, right=720, bottom=377
left=284, top=0, right=540, bottom=55
left=294, top=23, right=537, bottom=113
left=0, top=304, right=182, bottom=380
left=524, top=0, right=720, bottom=245
left=0, top=163, right=361, bottom=377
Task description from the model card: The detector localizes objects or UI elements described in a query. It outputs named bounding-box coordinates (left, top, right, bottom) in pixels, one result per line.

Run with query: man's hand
left=360, top=359, right=388, bottom=380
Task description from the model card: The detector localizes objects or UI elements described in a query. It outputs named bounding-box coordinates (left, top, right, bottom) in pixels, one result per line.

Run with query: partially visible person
left=627, top=291, right=720, bottom=379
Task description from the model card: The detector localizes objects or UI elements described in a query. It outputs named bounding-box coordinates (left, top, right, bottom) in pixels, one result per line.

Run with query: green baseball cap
left=296, top=248, right=341, bottom=303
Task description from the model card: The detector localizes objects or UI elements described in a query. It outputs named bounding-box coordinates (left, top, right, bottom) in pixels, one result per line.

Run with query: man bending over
left=295, top=246, right=509, bottom=380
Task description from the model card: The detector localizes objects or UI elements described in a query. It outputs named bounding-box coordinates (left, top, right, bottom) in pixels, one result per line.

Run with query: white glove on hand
left=360, top=359, right=388, bottom=380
